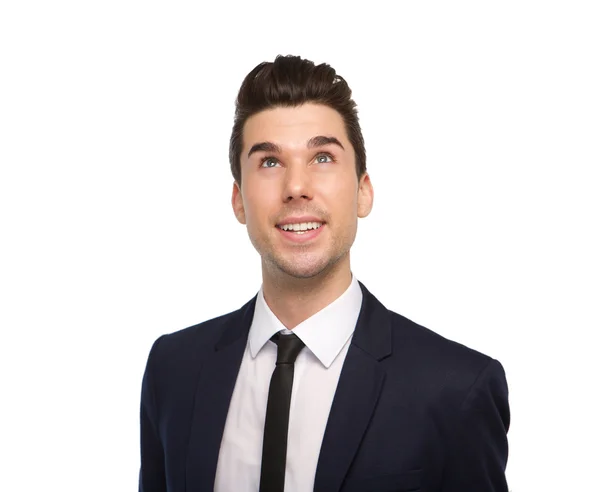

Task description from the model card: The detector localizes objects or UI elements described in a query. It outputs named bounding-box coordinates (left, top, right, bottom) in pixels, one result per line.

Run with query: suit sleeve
left=441, top=358, right=511, bottom=492
left=139, top=336, right=167, bottom=492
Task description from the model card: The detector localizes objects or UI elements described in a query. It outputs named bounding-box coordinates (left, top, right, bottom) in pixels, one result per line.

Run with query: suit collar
left=351, top=280, right=393, bottom=361
left=212, top=279, right=392, bottom=361
left=214, top=295, right=256, bottom=351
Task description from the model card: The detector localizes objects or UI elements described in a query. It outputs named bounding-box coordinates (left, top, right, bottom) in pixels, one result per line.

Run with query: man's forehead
left=242, top=104, right=348, bottom=151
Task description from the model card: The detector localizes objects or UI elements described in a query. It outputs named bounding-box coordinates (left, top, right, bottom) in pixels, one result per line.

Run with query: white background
left=1, top=1, right=598, bottom=490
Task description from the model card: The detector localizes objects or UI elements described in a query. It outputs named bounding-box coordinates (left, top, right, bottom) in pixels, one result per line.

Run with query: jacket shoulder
left=387, top=310, right=504, bottom=396
left=147, top=296, right=255, bottom=375
left=391, top=310, right=492, bottom=359
left=158, top=309, right=238, bottom=353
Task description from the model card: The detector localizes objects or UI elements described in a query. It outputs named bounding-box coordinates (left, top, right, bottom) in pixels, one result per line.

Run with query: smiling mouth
left=276, top=221, right=324, bottom=234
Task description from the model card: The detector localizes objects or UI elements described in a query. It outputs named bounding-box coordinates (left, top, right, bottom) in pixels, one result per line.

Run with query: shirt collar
left=249, top=274, right=363, bottom=368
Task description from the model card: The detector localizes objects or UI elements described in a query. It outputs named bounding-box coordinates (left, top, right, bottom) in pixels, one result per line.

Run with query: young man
left=139, top=55, right=510, bottom=492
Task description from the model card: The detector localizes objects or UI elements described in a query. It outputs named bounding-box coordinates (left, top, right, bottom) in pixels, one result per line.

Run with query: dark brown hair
left=229, top=55, right=366, bottom=185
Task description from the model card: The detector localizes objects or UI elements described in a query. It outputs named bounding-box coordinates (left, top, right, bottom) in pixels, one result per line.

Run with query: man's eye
left=261, top=157, right=280, bottom=168
left=315, top=154, right=334, bottom=164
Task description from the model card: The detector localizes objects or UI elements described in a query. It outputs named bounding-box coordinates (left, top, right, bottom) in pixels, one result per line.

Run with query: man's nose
left=282, top=164, right=313, bottom=202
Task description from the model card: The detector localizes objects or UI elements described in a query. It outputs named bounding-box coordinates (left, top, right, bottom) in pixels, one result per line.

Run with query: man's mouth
left=276, top=221, right=324, bottom=234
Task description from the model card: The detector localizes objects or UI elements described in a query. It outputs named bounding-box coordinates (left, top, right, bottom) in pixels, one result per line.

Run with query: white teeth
left=279, top=221, right=323, bottom=232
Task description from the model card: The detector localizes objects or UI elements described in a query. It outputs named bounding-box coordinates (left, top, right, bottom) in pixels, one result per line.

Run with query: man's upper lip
left=277, top=216, right=325, bottom=226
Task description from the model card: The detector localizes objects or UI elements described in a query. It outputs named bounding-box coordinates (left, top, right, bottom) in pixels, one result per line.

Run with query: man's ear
left=231, top=181, right=247, bottom=224
left=357, top=172, right=374, bottom=218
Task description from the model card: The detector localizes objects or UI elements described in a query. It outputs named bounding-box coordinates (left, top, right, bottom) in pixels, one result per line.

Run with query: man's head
left=229, top=55, right=366, bottom=186
left=230, top=55, right=373, bottom=281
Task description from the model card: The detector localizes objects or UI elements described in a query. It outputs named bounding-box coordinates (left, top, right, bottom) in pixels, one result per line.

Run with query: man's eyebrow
left=247, top=142, right=282, bottom=159
left=246, top=136, right=345, bottom=159
left=307, top=135, right=345, bottom=150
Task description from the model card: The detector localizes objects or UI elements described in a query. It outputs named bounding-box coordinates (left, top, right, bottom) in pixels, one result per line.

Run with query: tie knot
left=271, top=333, right=305, bottom=364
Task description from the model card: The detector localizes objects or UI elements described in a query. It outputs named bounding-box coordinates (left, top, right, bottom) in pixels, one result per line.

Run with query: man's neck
left=261, top=260, right=353, bottom=330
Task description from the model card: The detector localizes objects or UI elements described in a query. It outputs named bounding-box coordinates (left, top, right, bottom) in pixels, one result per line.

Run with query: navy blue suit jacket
left=139, top=282, right=510, bottom=491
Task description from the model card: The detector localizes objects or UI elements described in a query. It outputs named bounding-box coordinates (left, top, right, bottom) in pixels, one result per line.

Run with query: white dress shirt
left=214, top=274, right=363, bottom=492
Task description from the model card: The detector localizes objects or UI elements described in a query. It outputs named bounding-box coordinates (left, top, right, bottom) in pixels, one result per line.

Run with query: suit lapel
left=313, top=282, right=392, bottom=492
left=185, top=297, right=257, bottom=491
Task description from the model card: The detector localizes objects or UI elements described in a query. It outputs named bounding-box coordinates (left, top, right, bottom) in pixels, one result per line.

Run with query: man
left=139, top=55, right=510, bottom=492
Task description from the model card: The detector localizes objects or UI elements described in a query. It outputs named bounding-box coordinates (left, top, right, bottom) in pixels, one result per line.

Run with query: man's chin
left=279, top=265, right=326, bottom=280
left=266, top=256, right=331, bottom=280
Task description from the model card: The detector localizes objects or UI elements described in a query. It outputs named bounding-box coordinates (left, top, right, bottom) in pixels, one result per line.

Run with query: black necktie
left=259, top=332, right=306, bottom=492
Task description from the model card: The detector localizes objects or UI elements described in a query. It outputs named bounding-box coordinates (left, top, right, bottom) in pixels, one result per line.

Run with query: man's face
left=232, top=103, right=373, bottom=280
